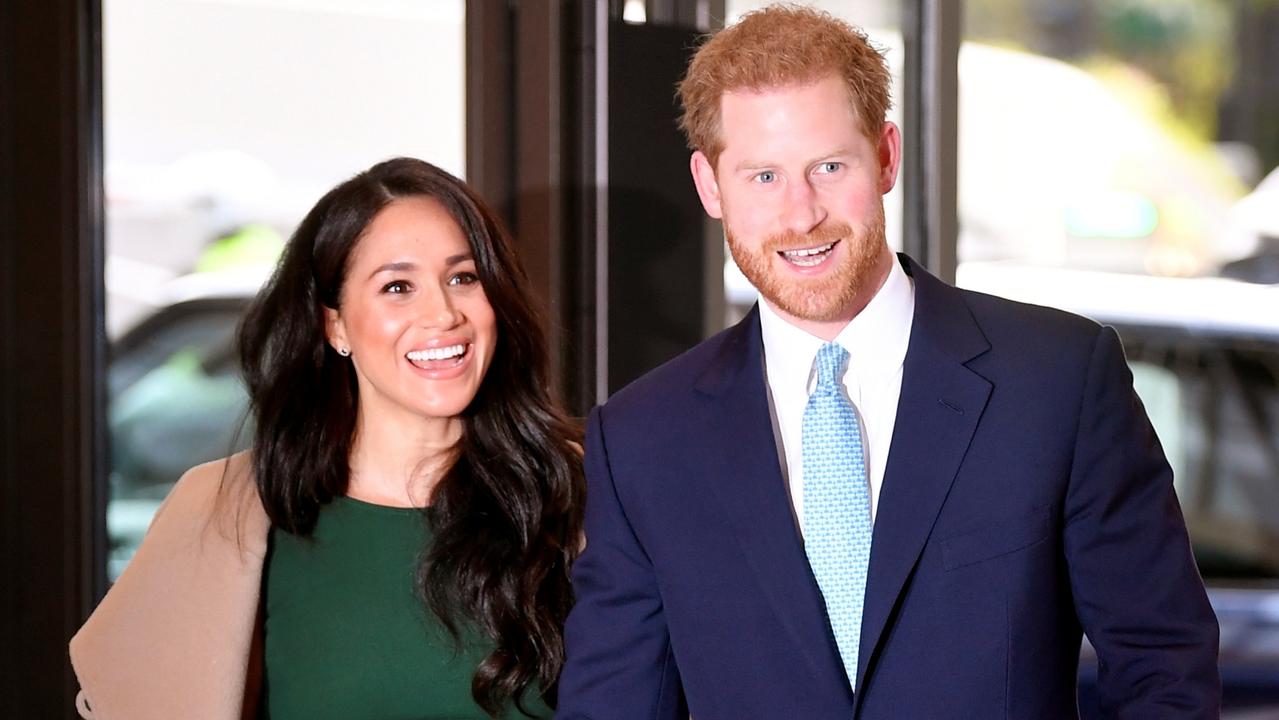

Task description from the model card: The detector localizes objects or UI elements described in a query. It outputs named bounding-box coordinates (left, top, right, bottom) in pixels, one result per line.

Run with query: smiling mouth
left=778, top=240, right=839, bottom=267
left=406, top=343, right=470, bottom=370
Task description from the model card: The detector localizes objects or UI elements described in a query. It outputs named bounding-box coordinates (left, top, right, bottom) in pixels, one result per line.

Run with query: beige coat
left=69, top=453, right=270, bottom=720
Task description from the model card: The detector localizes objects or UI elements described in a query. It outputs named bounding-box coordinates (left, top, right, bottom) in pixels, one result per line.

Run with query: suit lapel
left=853, top=257, right=993, bottom=702
left=694, top=307, right=851, bottom=692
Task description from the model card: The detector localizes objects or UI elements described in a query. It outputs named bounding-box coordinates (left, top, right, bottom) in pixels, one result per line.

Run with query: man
left=558, top=6, right=1220, bottom=719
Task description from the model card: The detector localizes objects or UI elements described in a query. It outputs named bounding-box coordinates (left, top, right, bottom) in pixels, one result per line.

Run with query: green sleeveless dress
left=260, top=496, right=552, bottom=719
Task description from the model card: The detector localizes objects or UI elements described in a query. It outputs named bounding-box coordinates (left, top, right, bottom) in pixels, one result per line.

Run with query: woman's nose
left=418, top=287, right=461, bottom=329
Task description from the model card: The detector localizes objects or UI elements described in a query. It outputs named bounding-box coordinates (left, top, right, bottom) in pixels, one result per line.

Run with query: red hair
left=677, top=4, right=892, bottom=167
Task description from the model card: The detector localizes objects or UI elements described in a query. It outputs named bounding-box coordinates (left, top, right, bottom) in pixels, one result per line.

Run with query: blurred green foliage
left=1098, top=0, right=1231, bottom=140
left=965, top=0, right=1232, bottom=141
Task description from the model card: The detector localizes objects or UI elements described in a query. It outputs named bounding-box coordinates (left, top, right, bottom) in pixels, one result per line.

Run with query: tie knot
left=813, top=342, right=849, bottom=390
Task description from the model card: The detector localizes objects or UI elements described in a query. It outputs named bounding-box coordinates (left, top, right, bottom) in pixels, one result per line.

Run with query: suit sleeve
left=1064, top=326, right=1221, bottom=717
left=557, top=406, right=687, bottom=720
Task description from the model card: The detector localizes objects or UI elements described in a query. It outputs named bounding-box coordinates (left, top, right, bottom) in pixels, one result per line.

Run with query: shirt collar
left=759, top=255, right=916, bottom=392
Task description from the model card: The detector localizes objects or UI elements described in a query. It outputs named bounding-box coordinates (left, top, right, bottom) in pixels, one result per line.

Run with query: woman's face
left=326, top=196, right=498, bottom=425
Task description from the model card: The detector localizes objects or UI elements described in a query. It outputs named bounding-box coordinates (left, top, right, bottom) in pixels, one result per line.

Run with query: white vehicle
left=107, top=266, right=270, bottom=579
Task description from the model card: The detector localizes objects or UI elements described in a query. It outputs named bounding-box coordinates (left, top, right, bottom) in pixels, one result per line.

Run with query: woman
left=70, top=157, right=584, bottom=719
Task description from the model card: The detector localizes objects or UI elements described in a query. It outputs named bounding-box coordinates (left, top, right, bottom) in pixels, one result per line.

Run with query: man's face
left=690, top=74, right=901, bottom=334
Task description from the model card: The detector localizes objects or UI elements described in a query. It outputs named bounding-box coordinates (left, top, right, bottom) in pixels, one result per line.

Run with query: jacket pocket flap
left=941, top=508, right=1050, bottom=571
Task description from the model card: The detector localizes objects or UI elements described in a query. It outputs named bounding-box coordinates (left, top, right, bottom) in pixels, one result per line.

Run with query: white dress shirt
left=758, top=258, right=916, bottom=535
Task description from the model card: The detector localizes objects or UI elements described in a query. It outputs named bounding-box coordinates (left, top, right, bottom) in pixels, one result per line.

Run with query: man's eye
left=755, top=171, right=776, bottom=184
left=816, top=162, right=842, bottom=174
left=382, top=280, right=411, bottom=294
left=448, top=272, right=479, bottom=286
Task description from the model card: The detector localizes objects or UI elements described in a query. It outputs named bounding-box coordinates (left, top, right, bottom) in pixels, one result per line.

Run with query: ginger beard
left=726, top=199, right=888, bottom=323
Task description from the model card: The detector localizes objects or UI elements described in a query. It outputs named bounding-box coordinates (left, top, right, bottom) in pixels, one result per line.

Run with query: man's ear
left=689, top=150, right=724, bottom=219
left=877, top=121, right=902, bottom=194
left=324, top=306, right=347, bottom=353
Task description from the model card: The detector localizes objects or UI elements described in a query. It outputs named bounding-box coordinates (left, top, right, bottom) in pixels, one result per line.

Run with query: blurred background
left=3, top=0, right=1277, bottom=716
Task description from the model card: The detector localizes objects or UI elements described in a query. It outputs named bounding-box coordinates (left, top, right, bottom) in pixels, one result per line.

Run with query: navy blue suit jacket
left=558, top=256, right=1220, bottom=719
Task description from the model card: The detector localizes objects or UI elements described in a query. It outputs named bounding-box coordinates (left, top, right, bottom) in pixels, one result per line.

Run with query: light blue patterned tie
left=802, top=341, right=873, bottom=691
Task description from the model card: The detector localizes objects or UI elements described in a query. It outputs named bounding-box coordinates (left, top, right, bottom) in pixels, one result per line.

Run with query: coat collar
left=691, top=304, right=854, bottom=697
left=852, top=255, right=992, bottom=704
left=692, top=254, right=993, bottom=702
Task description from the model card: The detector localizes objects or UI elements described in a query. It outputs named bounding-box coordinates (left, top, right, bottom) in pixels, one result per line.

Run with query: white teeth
left=781, top=242, right=835, bottom=258
left=407, top=344, right=466, bottom=362
left=781, top=241, right=836, bottom=267
left=789, top=255, right=826, bottom=267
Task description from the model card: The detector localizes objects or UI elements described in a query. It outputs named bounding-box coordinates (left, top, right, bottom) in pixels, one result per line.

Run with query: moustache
left=760, top=222, right=854, bottom=254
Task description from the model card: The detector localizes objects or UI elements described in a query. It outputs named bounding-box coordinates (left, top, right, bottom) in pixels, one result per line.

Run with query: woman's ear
left=324, top=306, right=348, bottom=355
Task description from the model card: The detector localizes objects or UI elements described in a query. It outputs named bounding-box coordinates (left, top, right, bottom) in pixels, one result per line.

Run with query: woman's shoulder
left=175, top=450, right=254, bottom=493
left=168, top=451, right=254, bottom=508
left=70, top=449, right=268, bottom=720
left=159, top=451, right=267, bottom=550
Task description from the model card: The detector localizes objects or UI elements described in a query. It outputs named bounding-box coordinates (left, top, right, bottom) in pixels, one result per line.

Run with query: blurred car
left=106, top=266, right=268, bottom=579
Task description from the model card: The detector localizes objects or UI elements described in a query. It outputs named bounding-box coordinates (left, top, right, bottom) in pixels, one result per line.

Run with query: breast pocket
left=941, top=508, right=1050, bottom=571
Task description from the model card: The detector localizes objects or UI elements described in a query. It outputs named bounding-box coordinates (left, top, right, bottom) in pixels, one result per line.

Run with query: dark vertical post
left=902, top=0, right=960, bottom=282
left=605, top=18, right=707, bottom=394
left=563, top=0, right=605, bottom=413
left=512, top=0, right=566, bottom=358
left=469, top=0, right=606, bottom=413
left=0, top=0, right=106, bottom=716
left=1218, top=0, right=1279, bottom=177
left=466, top=0, right=515, bottom=223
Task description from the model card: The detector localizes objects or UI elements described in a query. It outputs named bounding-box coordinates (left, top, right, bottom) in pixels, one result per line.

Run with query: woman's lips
left=405, top=342, right=471, bottom=376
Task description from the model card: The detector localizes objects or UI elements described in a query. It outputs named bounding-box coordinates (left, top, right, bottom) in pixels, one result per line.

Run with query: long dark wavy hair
left=237, top=157, right=584, bottom=716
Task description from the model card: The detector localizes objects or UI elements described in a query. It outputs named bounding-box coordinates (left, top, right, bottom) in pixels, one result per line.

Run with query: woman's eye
left=382, top=280, right=411, bottom=294
left=448, top=271, right=479, bottom=286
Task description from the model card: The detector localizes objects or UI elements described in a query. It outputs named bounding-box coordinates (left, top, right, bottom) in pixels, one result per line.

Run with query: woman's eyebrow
left=368, top=261, right=417, bottom=279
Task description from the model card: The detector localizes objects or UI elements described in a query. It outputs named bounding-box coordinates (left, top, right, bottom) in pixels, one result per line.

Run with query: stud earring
left=337, top=347, right=351, bottom=357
